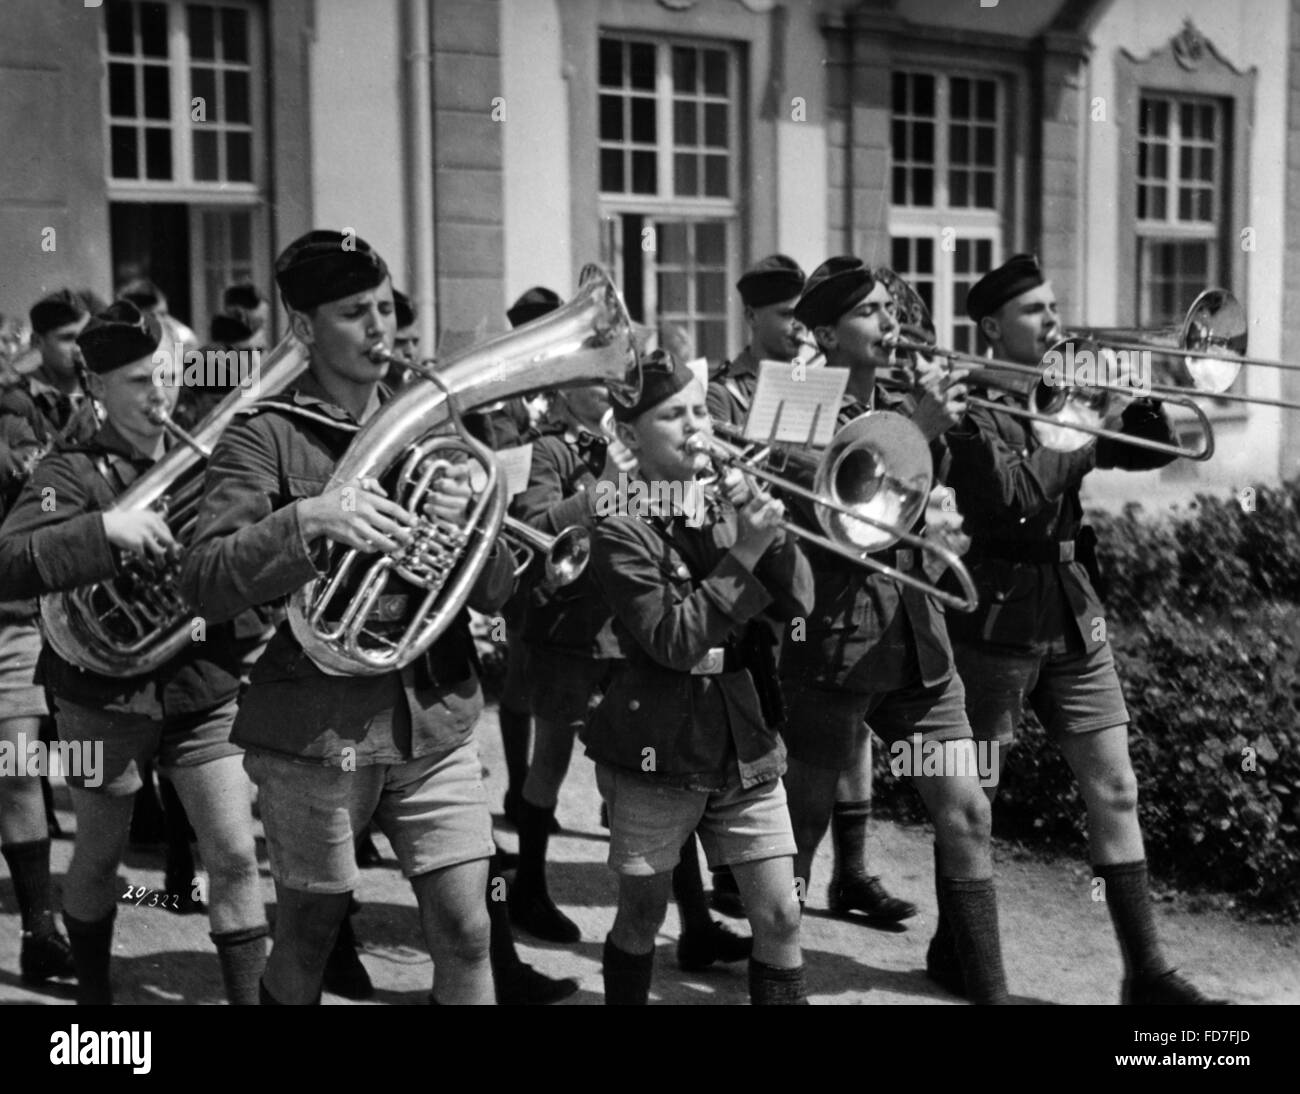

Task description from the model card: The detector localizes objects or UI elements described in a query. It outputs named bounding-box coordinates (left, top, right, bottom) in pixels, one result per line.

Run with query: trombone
left=882, top=275, right=1215, bottom=460
left=693, top=417, right=979, bottom=613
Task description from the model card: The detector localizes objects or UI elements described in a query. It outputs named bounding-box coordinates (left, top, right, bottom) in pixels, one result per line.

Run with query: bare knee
left=433, top=905, right=491, bottom=964
left=934, top=786, right=993, bottom=851
left=748, top=894, right=801, bottom=945
left=1086, top=768, right=1139, bottom=816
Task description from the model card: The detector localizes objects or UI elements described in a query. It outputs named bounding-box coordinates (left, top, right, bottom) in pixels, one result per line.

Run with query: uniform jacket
left=509, top=424, right=621, bottom=658
left=778, top=386, right=957, bottom=691
left=0, top=420, right=267, bottom=716
left=943, top=386, right=1175, bottom=653
left=180, top=371, right=514, bottom=766
left=587, top=494, right=814, bottom=790
left=706, top=346, right=760, bottom=428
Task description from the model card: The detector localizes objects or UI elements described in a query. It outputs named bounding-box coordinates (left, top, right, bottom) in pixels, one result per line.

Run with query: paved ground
left=1, top=704, right=1296, bottom=1006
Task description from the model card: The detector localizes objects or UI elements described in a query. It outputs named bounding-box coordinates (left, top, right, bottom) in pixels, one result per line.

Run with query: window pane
left=1179, top=145, right=1194, bottom=180
left=189, top=5, right=215, bottom=60
left=1180, top=102, right=1194, bottom=137
left=974, top=172, right=994, bottom=207
left=227, top=131, right=251, bottom=181
left=659, top=272, right=689, bottom=312
left=631, top=150, right=656, bottom=194
left=951, top=78, right=969, bottom=119
left=891, top=237, right=909, bottom=269
left=194, top=128, right=220, bottom=181
left=974, top=127, right=995, bottom=165
left=674, top=153, right=698, bottom=196
left=107, top=1, right=134, bottom=55
left=917, top=237, right=934, bottom=274
left=704, top=155, right=727, bottom=197
left=1199, top=147, right=1213, bottom=181
left=191, top=67, right=217, bottom=119
left=696, top=221, right=725, bottom=264
left=948, top=126, right=968, bottom=164
left=703, top=103, right=727, bottom=148
left=914, top=74, right=935, bottom=116
left=1152, top=144, right=1168, bottom=178
left=674, top=100, right=697, bottom=145
left=658, top=222, right=688, bottom=263
left=703, top=50, right=727, bottom=95
left=976, top=81, right=996, bottom=120
left=1197, top=189, right=1212, bottom=221
left=222, top=7, right=248, bottom=63
left=142, top=64, right=170, bottom=119
left=892, top=71, right=908, bottom=113
left=913, top=169, right=933, bottom=206
left=109, top=62, right=136, bottom=116
left=598, top=38, right=622, bottom=87
left=672, top=47, right=696, bottom=93
left=892, top=119, right=908, bottom=160
left=139, top=2, right=167, bottom=57
left=892, top=166, right=907, bottom=204
left=110, top=125, right=138, bottom=178
left=913, top=121, right=934, bottom=164
left=1150, top=188, right=1167, bottom=219
left=600, top=148, right=624, bottom=192
left=631, top=97, right=655, bottom=143
left=144, top=126, right=172, bottom=179
left=950, top=171, right=969, bottom=207
left=1137, top=185, right=1148, bottom=219
left=699, top=272, right=727, bottom=313
left=225, top=71, right=250, bottom=124
left=629, top=43, right=655, bottom=90
left=600, top=95, right=623, bottom=141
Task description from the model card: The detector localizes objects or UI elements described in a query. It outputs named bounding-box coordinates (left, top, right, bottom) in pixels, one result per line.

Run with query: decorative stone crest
left=1171, top=19, right=1208, bottom=72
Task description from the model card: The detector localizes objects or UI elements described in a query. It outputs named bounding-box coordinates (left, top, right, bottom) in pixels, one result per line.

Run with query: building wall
left=1082, top=0, right=1289, bottom=509
left=0, top=0, right=110, bottom=319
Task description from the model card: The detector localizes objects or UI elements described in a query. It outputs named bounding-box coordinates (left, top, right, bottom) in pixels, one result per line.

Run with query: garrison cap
left=274, top=230, right=389, bottom=312
left=794, top=256, right=876, bottom=330
left=965, top=254, right=1045, bottom=322
left=29, top=289, right=88, bottom=336
left=737, top=254, right=805, bottom=308
left=507, top=286, right=563, bottom=328
left=77, top=300, right=163, bottom=374
left=610, top=349, right=694, bottom=423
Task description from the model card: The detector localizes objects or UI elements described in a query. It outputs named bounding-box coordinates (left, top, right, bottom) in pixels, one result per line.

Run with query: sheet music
left=495, top=443, right=534, bottom=498
left=743, top=360, right=849, bottom=447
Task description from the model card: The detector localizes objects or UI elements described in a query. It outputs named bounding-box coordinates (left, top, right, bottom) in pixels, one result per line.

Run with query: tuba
left=286, top=263, right=638, bottom=676
left=40, top=333, right=311, bottom=676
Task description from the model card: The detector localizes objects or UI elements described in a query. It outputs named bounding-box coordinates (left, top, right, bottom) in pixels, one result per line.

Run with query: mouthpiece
left=367, top=344, right=393, bottom=364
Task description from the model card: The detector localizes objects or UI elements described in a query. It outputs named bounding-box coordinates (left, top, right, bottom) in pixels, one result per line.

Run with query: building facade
left=1, top=0, right=1295, bottom=507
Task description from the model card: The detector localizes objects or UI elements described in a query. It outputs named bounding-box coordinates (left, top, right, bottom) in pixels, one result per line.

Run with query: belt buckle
left=895, top=548, right=915, bottom=571
left=1059, top=541, right=1075, bottom=563
left=690, top=647, right=725, bottom=675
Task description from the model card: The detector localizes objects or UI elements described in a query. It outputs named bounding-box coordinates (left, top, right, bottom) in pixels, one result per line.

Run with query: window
left=1136, top=95, right=1226, bottom=326
left=599, top=36, right=741, bottom=360
left=102, top=0, right=267, bottom=342
left=890, top=71, right=1005, bottom=349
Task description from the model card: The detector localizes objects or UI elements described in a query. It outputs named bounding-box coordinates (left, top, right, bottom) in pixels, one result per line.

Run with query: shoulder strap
left=235, top=393, right=362, bottom=435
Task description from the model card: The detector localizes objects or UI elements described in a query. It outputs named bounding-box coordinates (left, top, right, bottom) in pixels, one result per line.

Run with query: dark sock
left=931, top=842, right=953, bottom=954
left=515, top=799, right=556, bottom=895
left=63, top=909, right=115, bottom=1005
left=602, top=936, right=654, bottom=1005
left=498, top=707, right=532, bottom=801
left=1094, top=860, right=1169, bottom=980
left=40, top=774, right=61, bottom=835
left=2, top=839, right=57, bottom=933
left=748, top=958, right=809, bottom=1005
left=258, top=978, right=283, bottom=1005
left=486, top=855, right=520, bottom=972
left=211, top=924, right=270, bottom=1005
left=940, top=876, right=1009, bottom=1005
left=830, top=800, right=871, bottom=883
left=671, top=833, right=713, bottom=936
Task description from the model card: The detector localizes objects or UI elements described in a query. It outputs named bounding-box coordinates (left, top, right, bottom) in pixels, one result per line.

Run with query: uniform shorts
left=595, top=764, right=797, bottom=877
left=53, top=695, right=243, bottom=796
left=528, top=647, right=618, bottom=725
left=952, top=638, right=1130, bottom=745
left=0, top=621, right=48, bottom=721
left=780, top=673, right=972, bottom=772
left=244, top=739, right=494, bottom=894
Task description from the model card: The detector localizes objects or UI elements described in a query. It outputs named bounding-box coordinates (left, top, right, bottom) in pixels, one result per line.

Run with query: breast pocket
left=285, top=473, right=328, bottom=501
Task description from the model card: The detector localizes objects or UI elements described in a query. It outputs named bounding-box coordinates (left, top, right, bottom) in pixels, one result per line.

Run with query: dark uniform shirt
left=942, top=386, right=1176, bottom=653
left=0, top=419, right=266, bottom=716
left=509, top=424, right=621, bottom=657
left=706, top=346, right=761, bottom=429
left=778, top=386, right=956, bottom=691
left=180, top=371, right=515, bottom=767
left=587, top=494, right=814, bottom=791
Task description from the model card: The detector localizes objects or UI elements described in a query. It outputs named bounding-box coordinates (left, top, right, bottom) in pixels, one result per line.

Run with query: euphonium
left=286, top=263, right=638, bottom=676
left=40, top=333, right=311, bottom=676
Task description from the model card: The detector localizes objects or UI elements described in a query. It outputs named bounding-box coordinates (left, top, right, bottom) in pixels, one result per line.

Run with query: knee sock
left=1093, top=860, right=1169, bottom=980
left=2, top=839, right=58, bottom=934
left=211, top=924, right=270, bottom=1006
left=930, top=842, right=953, bottom=954
left=671, top=833, right=713, bottom=936
left=939, top=876, right=1009, bottom=1005
left=486, top=855, right=521, bottom=972
left=602, top=936, right=654, bottom=1005
left=829, top=800, right=871, bottom=884
left=63, top=908, right=116, bottom=1005
left=514, top=800, right=556, bottom=896
left=748, top=958, right=809, bottom=1005
left=498, top=707, right=532, bottom=799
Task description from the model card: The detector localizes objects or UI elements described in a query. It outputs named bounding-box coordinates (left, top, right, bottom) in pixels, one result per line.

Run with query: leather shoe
left=508, top=888, right=580, bottom=944
left=495, top=961, right=579, bottom=1005
left=827, top=874, right=917, bottom=923
left=677, top=919, right=752, bottom=972
left=20, top=929, right=76, bottom=984
left=1123, top=969, right=1229, bottom=1005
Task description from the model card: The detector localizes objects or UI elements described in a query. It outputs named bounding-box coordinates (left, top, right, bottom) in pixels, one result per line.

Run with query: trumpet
left=690, top=418, right=979, bottom=613
left=500, top=516, right=591, bottom=589
left=880, top=275, right=1214, bottom=460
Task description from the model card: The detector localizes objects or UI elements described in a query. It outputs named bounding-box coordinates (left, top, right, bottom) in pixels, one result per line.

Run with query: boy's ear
left=813, top=323, right=836, bottom=352
left=85, top=372, right=106, bottom=400
left=979, top=314, right=999, bottom=344
left=615, top=420, right=637, bottom=451
left=287, top=308, right=315, bottom=346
